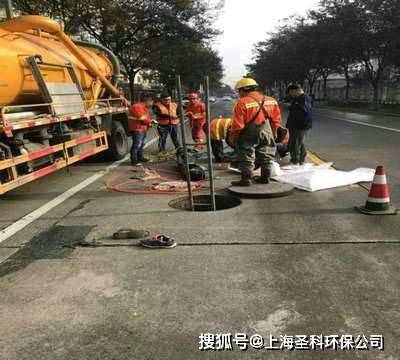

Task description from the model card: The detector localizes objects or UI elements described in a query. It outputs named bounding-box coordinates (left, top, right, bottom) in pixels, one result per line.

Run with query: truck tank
left=0, top=15, right=120, bottom=107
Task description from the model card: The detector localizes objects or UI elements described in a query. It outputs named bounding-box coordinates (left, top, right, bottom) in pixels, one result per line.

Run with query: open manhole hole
left=169, top=194, right=241, bottom=212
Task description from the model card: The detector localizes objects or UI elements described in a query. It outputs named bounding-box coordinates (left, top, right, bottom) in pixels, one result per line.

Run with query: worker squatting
left=127, top=78, right=313, bottom=186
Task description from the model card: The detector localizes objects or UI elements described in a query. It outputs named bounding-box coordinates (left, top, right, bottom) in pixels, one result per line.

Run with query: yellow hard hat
left=235, top=78, right=258, bottom=90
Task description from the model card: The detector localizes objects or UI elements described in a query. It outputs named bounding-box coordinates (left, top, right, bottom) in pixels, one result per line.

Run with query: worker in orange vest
left=210, top=117, right=234, bottom=162
left=229, top=78, right=282, bottom=186
left=211, top=116, right=287, bottom=163
left=185, top=93, right=206, bottom=152
left=128, top=94, right=154, bottom=165
left=152, top=94, right=181, bottom=152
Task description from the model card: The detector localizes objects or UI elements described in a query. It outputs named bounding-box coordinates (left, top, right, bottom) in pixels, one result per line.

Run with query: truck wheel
left=109, top=121, right=129, bottom=160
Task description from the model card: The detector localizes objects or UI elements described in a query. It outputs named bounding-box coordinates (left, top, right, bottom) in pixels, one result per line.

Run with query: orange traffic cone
left=356, top=166, right=398, bottom=215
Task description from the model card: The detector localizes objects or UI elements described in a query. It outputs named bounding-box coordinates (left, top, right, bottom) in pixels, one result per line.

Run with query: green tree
left=156, top=37, right=223, bottom=92
left=13, top=0, right=223, bottom=99
left=310, top=2, right=360, bottom=100
left=248, top=21, right=324, bottom=96
left=248, top=0, right=400, bottom=104
left=316, top=0, right=400, bottom=104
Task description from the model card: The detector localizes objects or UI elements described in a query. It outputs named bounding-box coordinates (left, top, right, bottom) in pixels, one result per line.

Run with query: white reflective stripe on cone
left=367, top=197, right=391, bottom=203
left=372, top=175, right=387, bottom=185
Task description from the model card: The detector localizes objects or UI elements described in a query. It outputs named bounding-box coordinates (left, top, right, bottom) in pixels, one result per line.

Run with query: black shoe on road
left=140, top=235, right=177, bottom=249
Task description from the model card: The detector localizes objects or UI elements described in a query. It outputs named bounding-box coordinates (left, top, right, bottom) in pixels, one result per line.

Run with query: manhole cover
left=228, top=182, right=295, bottom=198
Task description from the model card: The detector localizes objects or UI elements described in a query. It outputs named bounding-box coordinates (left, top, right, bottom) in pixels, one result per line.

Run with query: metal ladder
left=27, top=56, right=87, bottom=116
left=176, top=75, right=216, bottom=212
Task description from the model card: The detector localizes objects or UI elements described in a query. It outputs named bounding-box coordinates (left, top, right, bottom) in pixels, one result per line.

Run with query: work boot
left=231, top=176, right=252, bottom=187
left=300, top=151, right=307, bottom=165
left=254, top=168, right=271, bottom=184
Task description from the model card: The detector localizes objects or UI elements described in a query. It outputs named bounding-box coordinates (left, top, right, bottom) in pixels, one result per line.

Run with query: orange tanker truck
left=0, top=2, right=131, bottom=194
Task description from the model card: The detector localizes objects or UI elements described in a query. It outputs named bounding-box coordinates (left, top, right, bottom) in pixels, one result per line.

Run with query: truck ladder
left=27, top=56, right=87, bottom=116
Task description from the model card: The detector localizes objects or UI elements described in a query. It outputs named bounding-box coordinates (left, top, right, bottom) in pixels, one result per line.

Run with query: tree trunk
left=372, top=83, right=380, bottom=109
left=308, top=80, right=315, bottom=95
left=323, top=76, right=328, bottom=100
left=364, top=60, right=384, bottom=109
left=342, top=66, right=350, bottom=101
left=128, top=73, right=135, bottom=102
left=345, top=78, right=350, bottom=101
left=128, top=70, right=140, bottom=102
left=279, top=81, right=285, bottom=99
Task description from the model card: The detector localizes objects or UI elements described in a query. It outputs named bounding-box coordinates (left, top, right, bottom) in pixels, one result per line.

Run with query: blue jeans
left=130, top=131, right=147, bottom=163
left=157, top=124, right=181, bottom=152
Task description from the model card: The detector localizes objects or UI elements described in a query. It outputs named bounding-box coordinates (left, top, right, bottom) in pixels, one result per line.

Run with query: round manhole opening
left=169, top=194, right=241, bottom=212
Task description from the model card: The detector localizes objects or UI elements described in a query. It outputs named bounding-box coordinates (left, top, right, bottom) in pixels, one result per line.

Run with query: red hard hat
left=187, top=93, right=199, bottom=100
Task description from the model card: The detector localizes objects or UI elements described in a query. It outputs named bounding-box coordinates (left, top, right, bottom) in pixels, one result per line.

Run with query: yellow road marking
left=306, top=151, right=325, bottom=165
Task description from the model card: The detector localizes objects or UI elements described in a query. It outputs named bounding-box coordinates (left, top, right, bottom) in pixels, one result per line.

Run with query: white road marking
left=321, top=113, right=400, bottom=133
left=0, top=135, right=160, bottom=244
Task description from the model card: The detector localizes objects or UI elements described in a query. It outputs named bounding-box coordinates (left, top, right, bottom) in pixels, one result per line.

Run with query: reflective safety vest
left=231, top=91, right=282, bottom=135
left=210, top=118, right=233, bottom=141
left=128, top=102, right=152, bottom=132
left=154, top=102, right=179, bottom=125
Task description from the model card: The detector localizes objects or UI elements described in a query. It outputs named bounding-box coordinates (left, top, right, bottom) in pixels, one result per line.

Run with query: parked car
left=223, top=95, right=232, bottom=101
left=209, top=96, right=216, bottom=103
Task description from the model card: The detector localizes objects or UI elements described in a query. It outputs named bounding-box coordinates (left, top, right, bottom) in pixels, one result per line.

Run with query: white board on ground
left=273, top=163, right=375, bottom=192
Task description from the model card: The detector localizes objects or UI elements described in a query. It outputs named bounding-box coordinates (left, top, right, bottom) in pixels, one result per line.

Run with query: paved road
left=0, top=101, right=399, bottom=359
left=310, top=107, right=400, bottom=201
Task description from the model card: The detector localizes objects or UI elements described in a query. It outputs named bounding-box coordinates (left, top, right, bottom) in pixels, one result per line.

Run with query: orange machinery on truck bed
left=0, top=10, right=131, bottom=194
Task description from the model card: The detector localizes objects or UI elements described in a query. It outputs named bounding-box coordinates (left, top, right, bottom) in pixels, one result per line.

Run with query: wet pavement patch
left=0, top=225, right=95, bottom=278
left=169, top=194, right=241, bottom=212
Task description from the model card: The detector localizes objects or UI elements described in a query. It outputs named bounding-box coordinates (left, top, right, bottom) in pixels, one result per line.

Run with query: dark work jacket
left=286, top=94, right=313, bottom=130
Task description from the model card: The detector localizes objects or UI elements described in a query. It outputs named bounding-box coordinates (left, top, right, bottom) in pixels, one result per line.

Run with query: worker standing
left=229, top=78, right=282, bottom=186
left=128, top=94, right=154, bottom=165
left=285, top=84, right=313, bottom=165
left=210, top=117, right=234, bottom=162
left=185, top=93, right=206, bottom=152
left=153, top=94, right=181, bottom=152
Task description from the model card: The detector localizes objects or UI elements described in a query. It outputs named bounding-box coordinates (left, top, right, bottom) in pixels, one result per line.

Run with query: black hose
left=73, top=40, right=121, bottom=88
left=0, top=142, right=12, bottom=159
